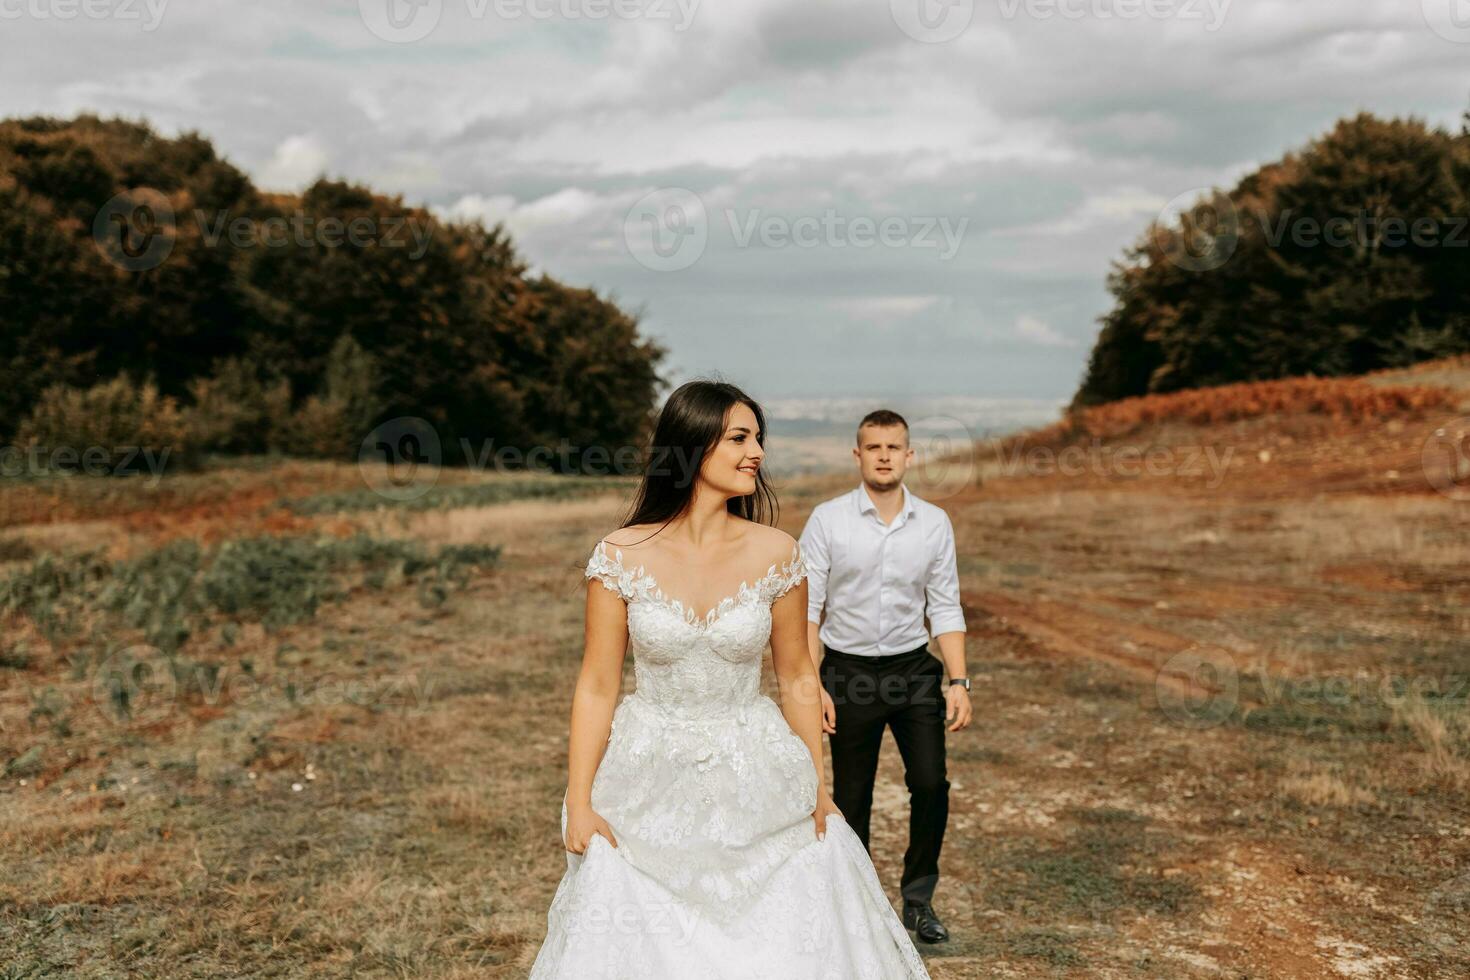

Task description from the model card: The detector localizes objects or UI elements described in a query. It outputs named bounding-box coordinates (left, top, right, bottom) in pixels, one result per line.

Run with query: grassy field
left=2, top=371, right=1469, bottom=978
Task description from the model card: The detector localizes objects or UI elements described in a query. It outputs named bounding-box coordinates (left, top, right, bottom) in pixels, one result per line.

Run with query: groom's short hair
left=857, top=409, right=908, bottom=446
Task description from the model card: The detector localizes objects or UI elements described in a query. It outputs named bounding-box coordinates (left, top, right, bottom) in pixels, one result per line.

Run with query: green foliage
left=1078, top=112, right=1470, bottom=405
left=183, top=357, right=293, bottom=455
left=990, top=807, right=1200, bottom=920
left=1004, top=929, right=1084, bottom=967
left=202, top=536, right=337, bottom=628
left=285, top=474, right=626, bottom=515
left=0, top=532, right=502, bottom=665
left=258, top=333, right=385, bottom=459
left=0, top=114, right=665, bottom=464
left=0, top=550, right=112, bottom=645
left=99, top=538, right=203, bottom=652
left=15, top=373, right=197, bottom=472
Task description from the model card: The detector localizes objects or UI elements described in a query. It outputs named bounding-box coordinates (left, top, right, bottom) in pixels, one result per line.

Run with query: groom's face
left=854, top=424, right=912, bottom=490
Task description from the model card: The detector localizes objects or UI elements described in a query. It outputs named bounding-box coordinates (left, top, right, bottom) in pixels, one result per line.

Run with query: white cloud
left=256, top=134, right=331, bottom=192
left=438, top=186, right=654, bottom=249
left=1010, top=187, right=1168, bottom=237
left=1014, top=315, right=1077, bottom=348
left=828, top=295, right=947, bottom=323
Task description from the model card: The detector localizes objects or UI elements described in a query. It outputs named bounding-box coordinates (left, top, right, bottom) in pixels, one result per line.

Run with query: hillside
left=1, top=360, right=1466, bottom=976
left=997, top=356, right=1470, bottom=502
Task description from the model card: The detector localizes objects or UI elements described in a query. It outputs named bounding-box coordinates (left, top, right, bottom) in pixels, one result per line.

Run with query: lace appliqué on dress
left=585, top=538, right=806, bottom=627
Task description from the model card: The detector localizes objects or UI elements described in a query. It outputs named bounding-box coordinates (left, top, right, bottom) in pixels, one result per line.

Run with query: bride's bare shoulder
left=736, top=521, right=799, bottom=564
left=600, top=524, right=661, bottom=553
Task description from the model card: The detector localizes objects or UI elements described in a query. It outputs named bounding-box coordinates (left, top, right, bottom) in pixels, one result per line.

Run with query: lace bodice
left=585, top=538, right=807, bottom=716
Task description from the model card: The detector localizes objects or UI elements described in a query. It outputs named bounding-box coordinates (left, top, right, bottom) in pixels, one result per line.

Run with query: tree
left=0, top=115, right=664, bottom=463
left=1076, top=111, right=1470, bottom=406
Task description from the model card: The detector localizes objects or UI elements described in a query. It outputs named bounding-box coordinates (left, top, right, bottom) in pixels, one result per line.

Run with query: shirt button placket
left=877, top=520, right=887, bottom=654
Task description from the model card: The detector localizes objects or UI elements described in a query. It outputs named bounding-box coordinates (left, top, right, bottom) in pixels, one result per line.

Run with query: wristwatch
left=948, top=678, right=971, bottom=691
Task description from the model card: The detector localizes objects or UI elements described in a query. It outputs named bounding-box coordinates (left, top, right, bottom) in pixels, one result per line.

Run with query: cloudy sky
left=8, top=0, right=1469, bottom=402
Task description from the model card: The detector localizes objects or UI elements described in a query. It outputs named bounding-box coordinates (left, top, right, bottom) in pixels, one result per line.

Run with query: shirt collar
left=855, top=483, right=915, bottom=519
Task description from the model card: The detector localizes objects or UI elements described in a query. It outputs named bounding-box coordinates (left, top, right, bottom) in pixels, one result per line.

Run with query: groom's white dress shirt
left=799, top=483, right=966, bottom=657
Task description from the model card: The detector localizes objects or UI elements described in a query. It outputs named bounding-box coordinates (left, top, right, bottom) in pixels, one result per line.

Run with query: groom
left=799, top=409, right=971, bottom=944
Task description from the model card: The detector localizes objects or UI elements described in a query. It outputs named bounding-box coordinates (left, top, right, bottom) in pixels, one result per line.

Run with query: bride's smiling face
left=699, top=402, right=764, bottom=498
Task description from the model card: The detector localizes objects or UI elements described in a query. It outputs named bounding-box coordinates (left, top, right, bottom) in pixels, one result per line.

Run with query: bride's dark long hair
left=617, top=379, right=780, bottom=544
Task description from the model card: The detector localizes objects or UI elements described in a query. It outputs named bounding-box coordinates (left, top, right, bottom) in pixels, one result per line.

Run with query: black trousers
left=820, top=641, right=949, bottom=903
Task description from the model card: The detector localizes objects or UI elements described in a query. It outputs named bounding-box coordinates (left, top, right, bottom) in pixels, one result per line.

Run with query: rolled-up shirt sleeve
left=797, top=508, right=830, bottom=625
left=925, top=512, right=966, bottom=636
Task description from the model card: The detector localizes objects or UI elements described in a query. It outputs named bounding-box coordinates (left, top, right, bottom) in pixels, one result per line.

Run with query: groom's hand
left=945, top=685, right=972, bottom=732
left=819, top=687, right=837, bottom=734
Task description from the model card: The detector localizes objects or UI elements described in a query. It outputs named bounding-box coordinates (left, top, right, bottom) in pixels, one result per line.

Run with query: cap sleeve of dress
left=585, top=539, right=628, bottom=599
left=765, top=540, right=807, bottom=603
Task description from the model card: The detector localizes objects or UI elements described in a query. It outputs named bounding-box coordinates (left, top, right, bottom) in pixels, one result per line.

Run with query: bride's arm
left=771, top=576, right=841, bottom=839
left=563, top=578, right=629, bottom=852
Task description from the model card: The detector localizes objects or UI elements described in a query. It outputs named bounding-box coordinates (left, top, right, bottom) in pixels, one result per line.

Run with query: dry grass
left=1279, top=762, right=1379, bottom=808
left=1011, top=373, right=1457, bottom=451
left=2, top=390, right=1468, bottom=977
left=1365, top=354, right=1470, bottom=394
left=1392, top=696, right=1470, bottom=789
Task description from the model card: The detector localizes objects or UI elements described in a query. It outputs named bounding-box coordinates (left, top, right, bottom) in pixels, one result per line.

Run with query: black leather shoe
left=902, top=901, right=950, bottom=944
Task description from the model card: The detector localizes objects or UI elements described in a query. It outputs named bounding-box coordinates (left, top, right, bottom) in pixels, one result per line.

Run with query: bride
left=528, top=379, right=931, bottom=979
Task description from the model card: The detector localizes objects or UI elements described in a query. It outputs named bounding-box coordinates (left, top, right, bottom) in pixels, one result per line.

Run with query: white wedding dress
left=527, top=538, right=931, bottom=980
